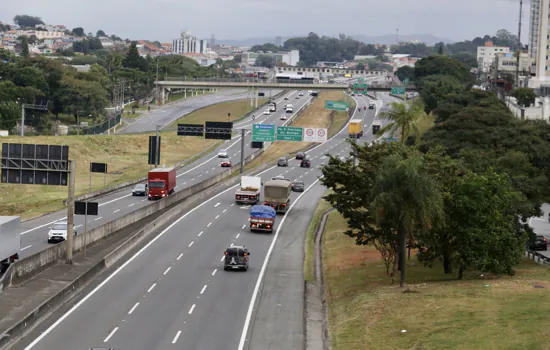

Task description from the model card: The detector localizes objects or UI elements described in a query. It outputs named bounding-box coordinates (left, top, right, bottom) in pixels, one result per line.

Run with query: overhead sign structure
left=252, top=124, right=275, bottom=142
left=75, top=201, right=99, bottom=216
left=178, top=124, right=204, bottom=137
left=391, top=86, right=406, bottom=95
left=205, top=121, right=232, bottom=140
left=303, top=128, right=328, bottom=143
left=353, top=83, right=368, bottom=95
left=90, top=162, right=107, bottom=173
left=148, top=136, right=161, bottom=165
left=277, top=126, right=303, bottom=142
left=325, top=100, right=349, bottom=111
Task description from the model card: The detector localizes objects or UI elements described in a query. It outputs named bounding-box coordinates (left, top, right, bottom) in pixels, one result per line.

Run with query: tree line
left=0, top=42, right=221, bottom=134
left=321, top=54, right=550, bottom=286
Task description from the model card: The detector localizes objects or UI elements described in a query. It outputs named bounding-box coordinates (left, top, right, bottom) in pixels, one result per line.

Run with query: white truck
left=0, top=216, right=20, bottom=273
left=235, top=176, right=262, bottom=204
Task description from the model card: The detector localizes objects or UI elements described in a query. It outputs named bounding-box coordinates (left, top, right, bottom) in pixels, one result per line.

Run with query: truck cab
left=348, top=119, right=364, bottom=138
left=148, top=167, right=176, bottom=200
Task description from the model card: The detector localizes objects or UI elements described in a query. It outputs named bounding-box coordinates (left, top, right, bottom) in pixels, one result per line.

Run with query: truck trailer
left=148, top=167, right=177, bottom=200
left=235, top=176, right=262, bottom=204
left=348, top=119, right=364, bottom=138
left=0, top=216, right=20, bottom=273
left=263, top=179, right=292, bottom=214
left=249, top=205, right=276, bottom=233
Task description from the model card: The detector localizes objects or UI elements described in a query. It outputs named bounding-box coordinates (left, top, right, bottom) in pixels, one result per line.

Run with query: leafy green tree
left=249, top=43, right=282, bottom=52
left=511, top=87, right=536, bottom=107
left=371, top=151, right=444, bottom=287
left=395, top=66, right=414, bottom=82
left=96, top=30, right=106, bottom=37
left=123, top=42, right=147, bottom=71
left=418, top=74, right=464, bottom=113
left=391, top=42, right=431, bottom=57
left=414, top=55, right=473, bottom=85
left=105, top=52, right=124, bottom=73
left=72, top=27, right=85, bottom=37
left=20, top=37, right=29, bottom=57
left=451, top=52, right=478, bottom=68
left=13, top=15, right=44, bottom=28
left=283, top=32, right=362, bottom=65
left=58, top=75, right=109, bottom=121
left=254, top=54, right=274, bottom=68
left=378, top=100, right=428, bottom=144
left=0, top=102, right=21, bottom=129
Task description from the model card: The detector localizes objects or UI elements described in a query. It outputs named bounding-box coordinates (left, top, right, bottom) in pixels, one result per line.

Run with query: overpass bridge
left=277, top=66, right=387, bottom=76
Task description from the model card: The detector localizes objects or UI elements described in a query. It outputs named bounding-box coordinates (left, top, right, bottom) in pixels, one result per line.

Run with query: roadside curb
left=305, top=207, right=334, bottom=350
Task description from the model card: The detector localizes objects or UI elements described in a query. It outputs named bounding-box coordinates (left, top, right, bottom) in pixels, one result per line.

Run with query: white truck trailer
left=235, top=176, right=262, bottom=204
left=0, top=216, right=20, bottom=273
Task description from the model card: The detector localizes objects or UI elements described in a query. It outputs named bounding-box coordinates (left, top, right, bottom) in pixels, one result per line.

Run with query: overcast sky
left=2, top=0, right=526, bottom=43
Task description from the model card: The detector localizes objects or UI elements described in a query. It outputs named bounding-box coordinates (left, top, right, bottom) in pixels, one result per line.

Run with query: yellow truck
left=348, top=119, right=364, bottom=138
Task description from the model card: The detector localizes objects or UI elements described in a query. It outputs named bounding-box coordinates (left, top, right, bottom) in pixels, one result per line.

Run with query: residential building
left=529, top=0, right=541, bottom=61
left=184, top=53, right=216, bottom=67
left=528, top=0, right=550, bottom=88
left=172, top=30, right=208, bottom=54
left=477, top=42, right=510, bottom=72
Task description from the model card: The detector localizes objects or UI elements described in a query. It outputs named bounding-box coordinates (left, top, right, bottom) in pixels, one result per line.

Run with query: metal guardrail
left=526, top=249, right=550, bottom=267
left=73, top=114, right=122, bottom=135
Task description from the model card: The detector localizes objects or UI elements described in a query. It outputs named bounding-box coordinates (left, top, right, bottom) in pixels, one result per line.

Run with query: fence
left=81, top=113, right=121, bottom=135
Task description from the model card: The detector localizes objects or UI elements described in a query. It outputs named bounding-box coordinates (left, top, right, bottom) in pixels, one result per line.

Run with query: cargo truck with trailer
left=249, top=205, right=276, bottom=233
left=348, top=119, right=364, bottom=138
left=0, top=216, right=20, bottom=273
left=235, top=176, right=262, bottom=204
left=148, top=167, right=177, bottom=200
left=263, top=179, right=292, bottom=214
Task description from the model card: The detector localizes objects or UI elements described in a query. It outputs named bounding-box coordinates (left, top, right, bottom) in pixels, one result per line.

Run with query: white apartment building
left=241, top=50, right=300, bottom=66
left=528, top=0, right=550, bottom=88
left=477, top=42, right=510, bottom=73
left=172, top=30, right=208, bottom=55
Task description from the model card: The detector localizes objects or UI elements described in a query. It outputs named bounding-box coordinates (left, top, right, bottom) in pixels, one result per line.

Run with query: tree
left=0, top=102, right=21, bottom=130
left=11, top=66, right=48, bottom=93
left=371, top=151, right=444, bottom=287
left=233, top=54, right=242, bottom=63
left=13, top=15, right=44, bottom=28
left=249, top=43, right=282, bottom=52
left=511, top=87, right=536, bottom=107
left=378, top=100, right=429, bottom=144
left=96, top=30, right=106, bottom=37
left=20, top=37, right=29, bottom=57
left=72, top=27, right=85, bottom=37
left=451, top=52, right=478, bottom=68
left=395, top=66, right=414, bottom=82
left=418, top=74, right=464, bottom=113
left=254, top=54, right=274, bottom=68
left=356, top=63, right=365, bottom=70
left=123, top=42, right=147, bottom=71
left=414, top=55, right=473, bottom=85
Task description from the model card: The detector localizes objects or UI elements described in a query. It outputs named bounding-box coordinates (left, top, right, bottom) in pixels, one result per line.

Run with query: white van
left=285, top=105, right=293, bottom=113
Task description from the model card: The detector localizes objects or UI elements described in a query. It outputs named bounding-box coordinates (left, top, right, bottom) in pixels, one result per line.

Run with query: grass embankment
left=243, top=91, right=351, bottom=171
left=0, top=134, right=220, bottom=219
left=322, top=209, right=550, bottom=350
left=304, top=198, right=331, bottom=282
left=169, top=98, right=267, bottom=127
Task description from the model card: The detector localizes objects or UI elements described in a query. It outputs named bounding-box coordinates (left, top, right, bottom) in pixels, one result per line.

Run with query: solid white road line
left=188, top=304, right=196, bottom=314
left=21, top=245, right=32, bottom=251
left=147, top=283, right=156, bottom=293
left=163, top=267, right=171, bottom=275
left=128, top=302, right=139, bottom=315
left=103, top=327, right=118, bottom=342
left=172, top=330, right=182, bottom=344
left=200, top=285, right=207, bottom=295
left=237, top=178, right=322, bottom=350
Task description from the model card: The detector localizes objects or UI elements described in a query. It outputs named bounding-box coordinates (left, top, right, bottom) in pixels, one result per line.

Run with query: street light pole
left=155, top=125, right=161, bottom=167
left=20, top=104, right=25, bottom=136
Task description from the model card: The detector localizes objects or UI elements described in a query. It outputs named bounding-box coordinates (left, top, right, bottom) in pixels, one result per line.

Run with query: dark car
left=223, top=245, right=250, bottom=271
left=277, top=157, right=288, bottom=167
left=132, top=183, right=147, bottom=196
left=529, top=235, right=548, bottom=251
left=296, top=152, right=305, bottom=160
left=300, top=159, right=311, bottom=168
left=292, top=181, right=305, bottom=192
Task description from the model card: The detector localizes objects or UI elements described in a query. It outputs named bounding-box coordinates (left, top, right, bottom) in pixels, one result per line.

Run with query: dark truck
left=263, top=179, right=292, bottom=214
left=148, top=167, right=177, bottom=200
left=249, top=205, right=276, bottom=233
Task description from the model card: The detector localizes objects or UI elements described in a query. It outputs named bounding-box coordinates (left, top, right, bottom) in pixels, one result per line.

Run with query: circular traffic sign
left=305, top=128, right=314, bottom=136
left=317, top=129, right=326, bottom=138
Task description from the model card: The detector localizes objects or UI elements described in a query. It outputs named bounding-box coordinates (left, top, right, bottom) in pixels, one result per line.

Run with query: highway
left=13, top=92, right=400, bottom=350
left=17, top=90, right=309, bottom=258
left=118, top=88, right=280, bottom=133
left=529, top=203, right=550, bottom=258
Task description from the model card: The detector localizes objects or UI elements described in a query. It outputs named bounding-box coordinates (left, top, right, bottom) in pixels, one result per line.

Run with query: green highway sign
left=353, top=83, right=368, bottom=95
left=391, top=86, right=406, bottom=95
left=277, top=126, right=303, bottom=142
left=252, top=124, right=275, bottom=142
left=324, top=100, right=349, bottom=111
left=357, top=77, right=365, bottom=83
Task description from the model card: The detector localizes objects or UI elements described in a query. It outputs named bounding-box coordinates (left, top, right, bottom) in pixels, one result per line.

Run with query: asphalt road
left=13, top=92, right=399, bottom=350
left=119, top=89, right=281, bottom=133
left=17, top=90, right=310, bottom=259
left=529, top=203, right=550, bottom=257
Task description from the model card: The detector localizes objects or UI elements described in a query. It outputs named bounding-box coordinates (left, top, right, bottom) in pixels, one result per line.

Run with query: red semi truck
left=148, top=167, right=176, bottom=200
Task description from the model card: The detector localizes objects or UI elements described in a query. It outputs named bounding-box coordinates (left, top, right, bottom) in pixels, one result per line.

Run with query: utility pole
left=156, top=59, right=160, bottom=105
left=20, top=104, right=25, bottom=136
left=240, top=129, right=245, bottom=174
left=155, top=125, right=161, bottom=167
left=66, top=160, right=76, bottom=264
left=516, top=0, right=523, bottom=87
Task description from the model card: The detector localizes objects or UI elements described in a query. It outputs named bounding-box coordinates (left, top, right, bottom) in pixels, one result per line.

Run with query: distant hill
left=216, top=34, right=455, bottom=47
